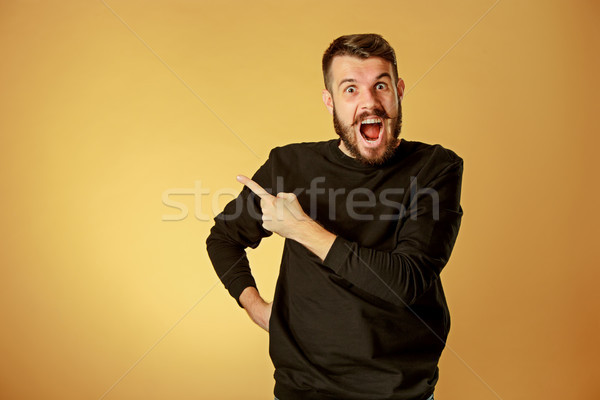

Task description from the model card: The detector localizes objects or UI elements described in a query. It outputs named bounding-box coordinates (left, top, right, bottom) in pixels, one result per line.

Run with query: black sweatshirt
left=206, top=139, right=463, bottom=400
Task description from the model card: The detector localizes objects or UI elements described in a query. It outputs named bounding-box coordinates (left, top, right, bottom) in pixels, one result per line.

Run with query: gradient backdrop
left=1, top=1, right=598, bottom=399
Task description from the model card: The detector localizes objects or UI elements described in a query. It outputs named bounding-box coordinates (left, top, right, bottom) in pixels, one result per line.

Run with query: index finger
left=237, top=175, right=273, bottom=199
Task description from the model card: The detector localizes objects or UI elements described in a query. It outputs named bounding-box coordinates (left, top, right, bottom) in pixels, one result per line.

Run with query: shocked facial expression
left=323, top=55, right=405, bottom=166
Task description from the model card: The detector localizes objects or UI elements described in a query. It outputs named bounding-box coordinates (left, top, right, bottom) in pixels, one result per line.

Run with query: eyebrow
left=337, top=73, right=393, bottom=89
left=376, top=72, right=392, bottom=81
left=338, top=78, right=356, bottom=88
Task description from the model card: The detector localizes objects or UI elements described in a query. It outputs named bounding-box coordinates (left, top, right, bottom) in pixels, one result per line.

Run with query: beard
left=333, top=103, right=402, bottom=166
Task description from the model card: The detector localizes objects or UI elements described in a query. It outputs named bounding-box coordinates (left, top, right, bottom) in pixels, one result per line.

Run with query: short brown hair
left=322, top=34, right=398, bottom=91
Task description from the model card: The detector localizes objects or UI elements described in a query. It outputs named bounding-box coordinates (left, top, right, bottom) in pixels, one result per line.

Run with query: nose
left=359, top=87, right=379, bottom=110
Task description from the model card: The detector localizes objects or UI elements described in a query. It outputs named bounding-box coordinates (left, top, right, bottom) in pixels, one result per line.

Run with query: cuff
left=322, top=236, right=353, bottom=273
left=228, top=275, right=257, bottom=308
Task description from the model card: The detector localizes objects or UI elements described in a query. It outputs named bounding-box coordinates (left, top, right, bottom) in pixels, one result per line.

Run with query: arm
left=206, top=160, right=273, bottom=308
left=239, top=286, right=272, bottom=332
left=239, top=160, right=463, bottom=307
left=314, top=161, right=463, bottom=306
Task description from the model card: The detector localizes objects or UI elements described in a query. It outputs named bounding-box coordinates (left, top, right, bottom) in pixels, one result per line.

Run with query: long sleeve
left=321, top=160, right=463, bottom=307
left=206, top=140, right=464, bottom=398
left=205, top=157, right=273, bottom=307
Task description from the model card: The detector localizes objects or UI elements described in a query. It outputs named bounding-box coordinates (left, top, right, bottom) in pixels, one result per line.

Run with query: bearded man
left=207, top=33, right=463, bottom=400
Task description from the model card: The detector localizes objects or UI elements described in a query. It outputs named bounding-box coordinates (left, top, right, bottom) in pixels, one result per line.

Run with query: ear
left=322, top=89, right=334, bottom=115
left=397, top=78, right=405, bottom=101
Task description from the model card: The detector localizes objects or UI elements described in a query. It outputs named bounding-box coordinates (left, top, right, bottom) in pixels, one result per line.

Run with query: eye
left=376, top=83, right=387, bottom=90
left=345, top=86, right=356, bottom=93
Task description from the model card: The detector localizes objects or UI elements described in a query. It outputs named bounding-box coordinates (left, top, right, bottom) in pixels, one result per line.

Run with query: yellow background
left=1, top=0, right=598, bottom=399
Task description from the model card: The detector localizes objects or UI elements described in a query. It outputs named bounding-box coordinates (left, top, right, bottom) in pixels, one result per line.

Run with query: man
left=206, top=34, right=463, bottom=400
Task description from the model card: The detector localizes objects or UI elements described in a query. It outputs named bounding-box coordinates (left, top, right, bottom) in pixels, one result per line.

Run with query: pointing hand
left=237, top=175, right=309, bottom=239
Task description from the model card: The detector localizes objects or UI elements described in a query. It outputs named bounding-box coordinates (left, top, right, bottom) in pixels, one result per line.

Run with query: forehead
left=329, top=55, right=395, bottom=85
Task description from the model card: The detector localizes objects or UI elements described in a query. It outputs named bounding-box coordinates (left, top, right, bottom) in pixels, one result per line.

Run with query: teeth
left=361, top=118, right=382, bottom=125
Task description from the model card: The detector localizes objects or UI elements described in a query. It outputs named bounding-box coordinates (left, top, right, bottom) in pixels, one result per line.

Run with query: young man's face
left=323, top=55, right=405, bottom=165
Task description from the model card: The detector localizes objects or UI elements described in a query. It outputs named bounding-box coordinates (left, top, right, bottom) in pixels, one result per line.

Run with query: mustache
left=352, top=109, right=391, bottom=126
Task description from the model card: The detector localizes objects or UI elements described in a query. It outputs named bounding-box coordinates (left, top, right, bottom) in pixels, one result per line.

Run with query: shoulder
left=267, top=140, right=334, bottom=161
left=401, top=140, right=463, bottom=168
left=398, top=140, right=463, bottom=183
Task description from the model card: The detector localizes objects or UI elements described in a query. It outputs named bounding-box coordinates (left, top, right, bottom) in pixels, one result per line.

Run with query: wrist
left=292, top=219, right=336, bottom=261
left=289, top=218, right=316, bottom=242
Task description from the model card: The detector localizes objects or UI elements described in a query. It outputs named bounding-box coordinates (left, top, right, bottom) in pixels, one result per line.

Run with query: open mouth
left=359, top=118, right=383, bottom=143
